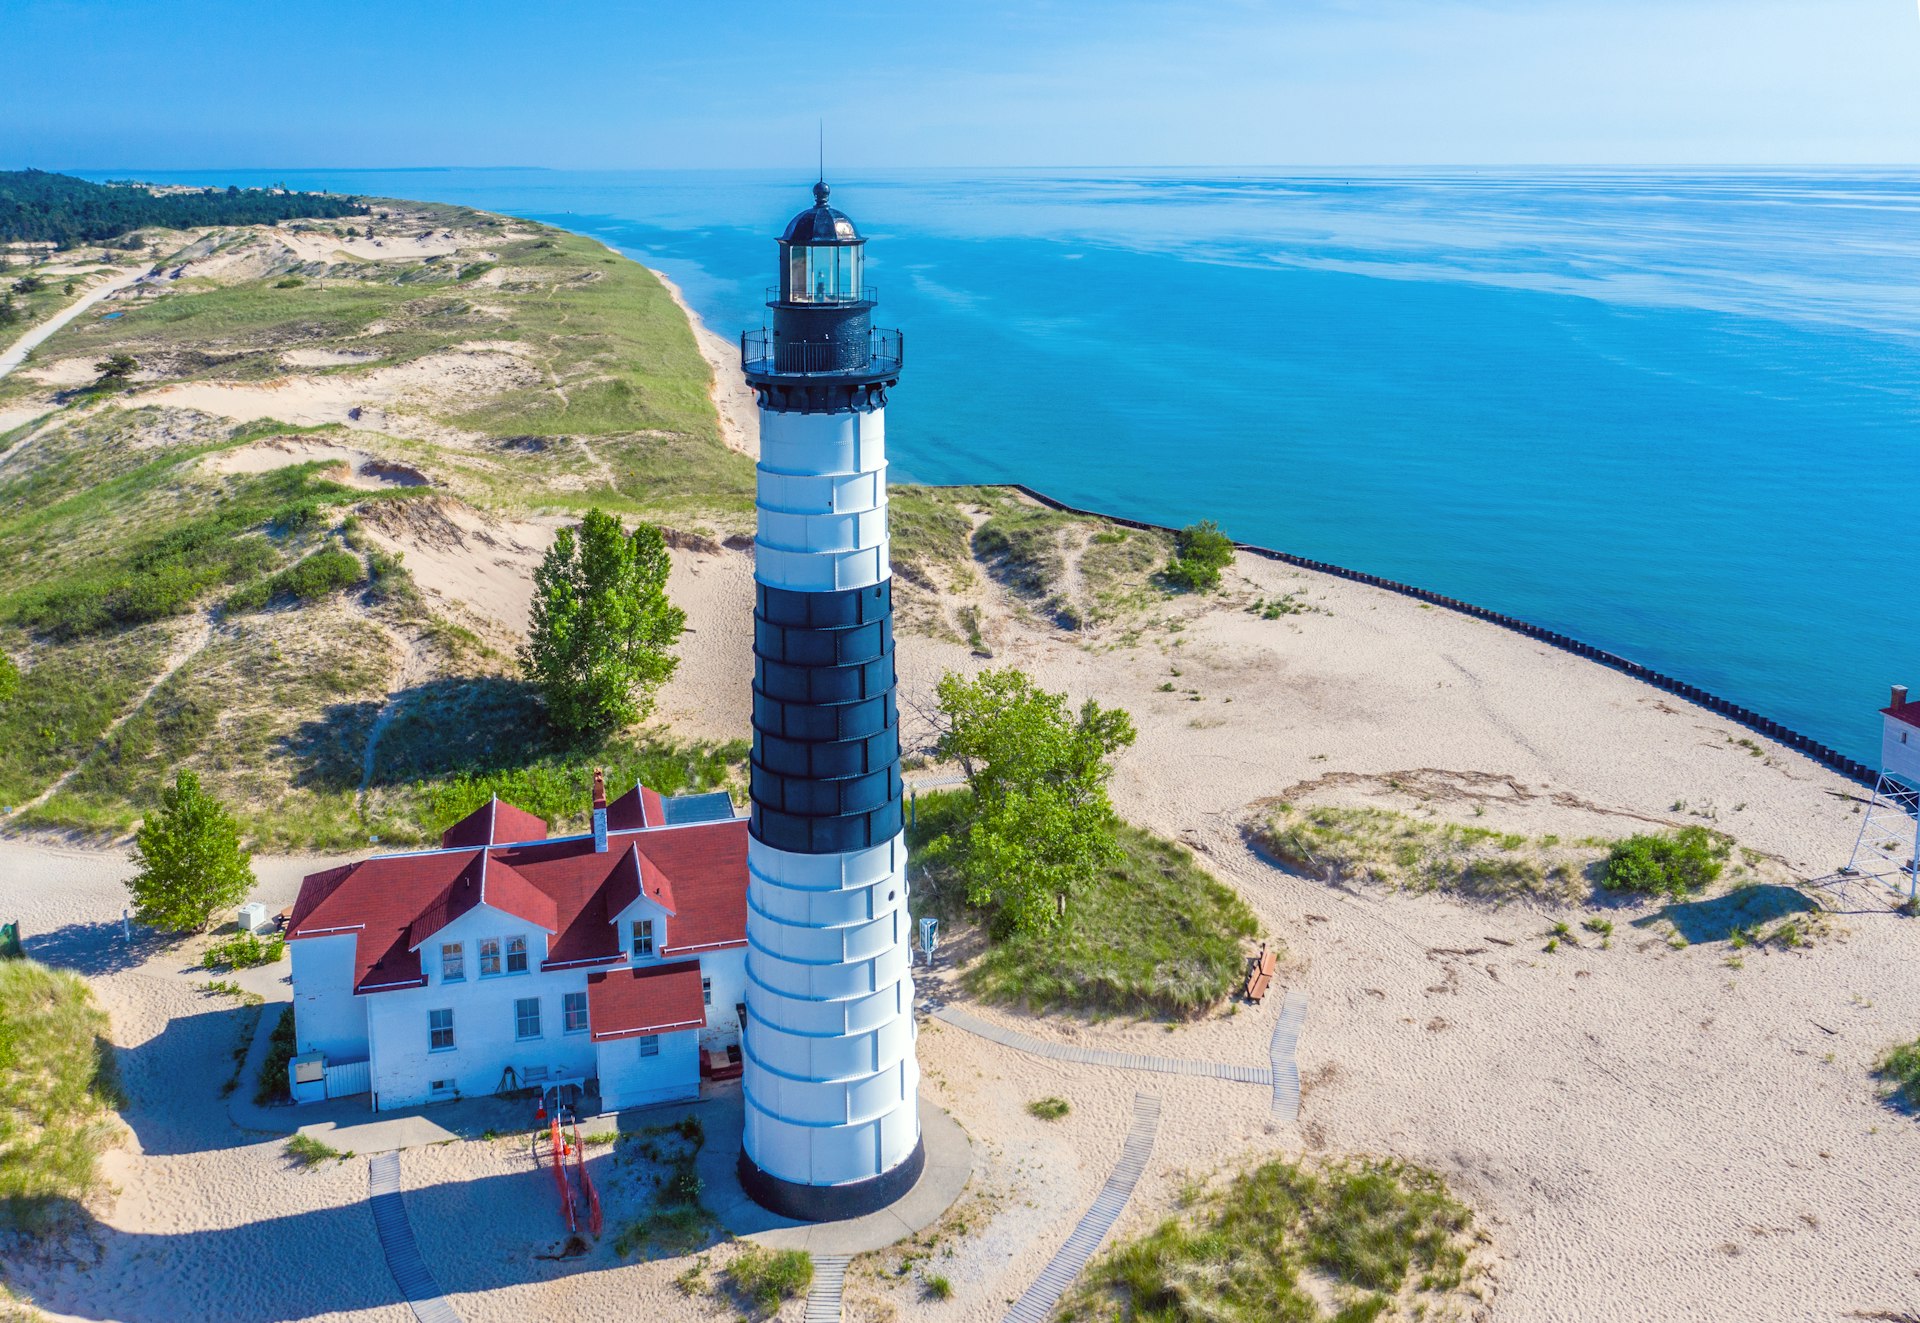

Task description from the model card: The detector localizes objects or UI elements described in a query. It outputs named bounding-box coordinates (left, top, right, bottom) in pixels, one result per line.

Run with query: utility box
left=237, top=902, right=270, bottom=935
left=290, top=1052, right=327, bottom=1105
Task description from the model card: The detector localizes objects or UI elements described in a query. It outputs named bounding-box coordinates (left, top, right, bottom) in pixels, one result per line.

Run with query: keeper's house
left=285, top=777, right=747, bottom=1112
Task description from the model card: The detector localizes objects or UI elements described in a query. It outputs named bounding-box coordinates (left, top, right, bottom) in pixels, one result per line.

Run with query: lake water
left=108, top=167, right=1920, bottom=766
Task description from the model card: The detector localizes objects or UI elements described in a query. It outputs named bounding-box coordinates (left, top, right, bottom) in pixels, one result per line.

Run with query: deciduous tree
left=522, top=509, right=685, bottom=737
left=929, top=667, right=1136, bottom=935
left=127, top=771, right=255, bottom=933
left=1164, top=519, right=1235, bottom=592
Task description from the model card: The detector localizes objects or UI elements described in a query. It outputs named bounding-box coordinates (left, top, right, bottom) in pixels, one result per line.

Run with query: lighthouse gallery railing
left=741, top=327, right=904, bottom=377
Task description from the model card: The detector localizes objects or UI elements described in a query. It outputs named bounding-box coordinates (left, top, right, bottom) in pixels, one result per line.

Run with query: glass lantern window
left=788, top=244, right=862, bottom=302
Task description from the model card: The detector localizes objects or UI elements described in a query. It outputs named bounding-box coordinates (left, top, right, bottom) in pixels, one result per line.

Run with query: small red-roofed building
left=285, top=782, right=746, bottom=1111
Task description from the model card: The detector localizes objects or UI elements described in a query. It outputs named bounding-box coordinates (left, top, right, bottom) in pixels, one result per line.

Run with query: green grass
left=610, top=1113, right=714, bottom=1259
left=0, top=621, right=171, bottom=806
left=1027, top=1096, right=1071, bottom=1120
left=1063, top=1157, right=1477, bottom=1323
left=1256, top=803, right=1596, bottom=903
left=283, top=1133, right=351, bottom=1167
left=254, top=1006, right=296, bottom=1105
left=911, top=790, right=1259, bottom=1017
left=724, top=1244, right=813, bottom=1312
left=1875, top=1036, right=1920, bottom=1110
left=0, top=960, right=123, bottom=1234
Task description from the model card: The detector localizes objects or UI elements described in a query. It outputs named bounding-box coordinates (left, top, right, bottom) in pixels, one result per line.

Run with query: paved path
left=932, top=1004, right=1272, bottom=1085
left=0, top=268, right=145, bottom=380
left=1269, top=990, right=1309, bottom=1125
left=368, top=1153, right=463, bottom=1323
left=1000, top=1092, right=1161, bottom=1323
left=804, top=1255, right=849, bottom=1323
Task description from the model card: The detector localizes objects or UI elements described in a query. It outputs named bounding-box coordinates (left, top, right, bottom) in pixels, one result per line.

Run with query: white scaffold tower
left=1829, top=685, right=1920, bottom=911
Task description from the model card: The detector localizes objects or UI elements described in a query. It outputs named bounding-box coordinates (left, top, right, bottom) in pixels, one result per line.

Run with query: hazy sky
left=6, top=0, right=1918, bottom=169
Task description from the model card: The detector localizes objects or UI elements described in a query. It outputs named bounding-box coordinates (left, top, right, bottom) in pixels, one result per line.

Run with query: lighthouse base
left=738, top=1138, right=927, bottom=1223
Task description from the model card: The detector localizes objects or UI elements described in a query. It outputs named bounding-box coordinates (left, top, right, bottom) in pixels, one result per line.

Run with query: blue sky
left=6, top=0, right=1918, bottom=169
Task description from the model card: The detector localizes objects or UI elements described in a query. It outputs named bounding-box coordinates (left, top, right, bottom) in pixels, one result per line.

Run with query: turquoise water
left=109, top=167, right=1920, bottom=765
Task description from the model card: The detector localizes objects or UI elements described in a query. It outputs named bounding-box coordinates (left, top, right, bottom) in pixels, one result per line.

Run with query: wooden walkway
left=932, top=1004, right=1272, bottom=1085
left=999, top=1093, right=1161, bottom=1323
left=1268, top=990, right=1309, bottom=1125
left=368, top=1153, right=462, bottom=1323
left=804, top=1255, right=849, bottom=1322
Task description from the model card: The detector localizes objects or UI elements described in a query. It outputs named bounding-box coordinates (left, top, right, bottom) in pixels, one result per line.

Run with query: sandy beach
left=4, top=215, right=1919, bottom=1323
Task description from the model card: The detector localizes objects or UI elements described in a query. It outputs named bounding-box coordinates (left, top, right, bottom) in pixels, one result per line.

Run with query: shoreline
left=644, top=245, right=1879, bottom=793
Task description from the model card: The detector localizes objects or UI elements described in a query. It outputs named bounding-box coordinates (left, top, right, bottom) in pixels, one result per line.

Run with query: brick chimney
left=1893, top=685, right=1910, bottom=711
left=591, top=768, right=608, bottom=853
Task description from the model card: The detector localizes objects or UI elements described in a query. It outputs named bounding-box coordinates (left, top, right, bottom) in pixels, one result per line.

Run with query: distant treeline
left=0, top=169, right=368, bottom=246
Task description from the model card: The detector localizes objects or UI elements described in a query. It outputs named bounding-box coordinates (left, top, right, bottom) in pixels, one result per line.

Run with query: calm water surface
left=112, top=167, right=1920, bottom=766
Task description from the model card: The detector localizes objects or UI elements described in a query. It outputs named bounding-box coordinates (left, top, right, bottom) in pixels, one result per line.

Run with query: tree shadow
left=279, top=675, right=552, bottom=793
left=23, top=919, right=174, bottom=977
left=1632, top=883, right=1819, bottom=945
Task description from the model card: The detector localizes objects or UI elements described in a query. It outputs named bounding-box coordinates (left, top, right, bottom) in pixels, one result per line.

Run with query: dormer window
left=506, top=935, right=528, bottom=974
left=441, top=942, right=464, bottom=982
left=478, top=938, right=501, bottom=977
left=631, top=919, right=655, bottom=960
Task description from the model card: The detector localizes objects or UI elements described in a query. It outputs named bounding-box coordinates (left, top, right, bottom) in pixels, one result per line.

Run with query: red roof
left=287, top=788, right=746, bottom=995
left=1885, top=701, right=1920, bottom=730
left=440, top=797, right=551, bottom=849
left=606, top=783, right=666, bottom=831
left=586, top=960, right=706, bottom=1040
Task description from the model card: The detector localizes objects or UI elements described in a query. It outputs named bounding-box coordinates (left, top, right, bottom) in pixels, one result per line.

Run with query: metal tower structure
left=1837, top=685, right=1920, bottom=907
left=735, top=180, right=922, bottom=1221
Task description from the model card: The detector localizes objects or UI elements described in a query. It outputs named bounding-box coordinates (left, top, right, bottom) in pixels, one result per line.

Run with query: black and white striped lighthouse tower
left=737, top=179, right=922, bottom=1221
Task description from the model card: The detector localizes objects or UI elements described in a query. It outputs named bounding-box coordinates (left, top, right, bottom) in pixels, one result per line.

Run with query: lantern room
left=777, top=181, right=867, bottom=304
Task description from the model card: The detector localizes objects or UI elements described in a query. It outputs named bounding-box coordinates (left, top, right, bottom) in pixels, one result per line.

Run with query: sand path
left=0, top=266, right=146, bottom=381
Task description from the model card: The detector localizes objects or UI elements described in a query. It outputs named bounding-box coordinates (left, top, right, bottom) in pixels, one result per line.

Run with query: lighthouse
left=737, top=179, right=921, bottom=1220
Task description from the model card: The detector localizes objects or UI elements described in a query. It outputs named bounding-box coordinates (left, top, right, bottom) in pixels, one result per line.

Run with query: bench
left=1243, top=944, right=1278, bottom=1004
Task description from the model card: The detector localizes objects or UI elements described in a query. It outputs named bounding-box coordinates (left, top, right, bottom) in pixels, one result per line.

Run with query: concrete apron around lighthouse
left=739, top=179, right=925, bottom=1222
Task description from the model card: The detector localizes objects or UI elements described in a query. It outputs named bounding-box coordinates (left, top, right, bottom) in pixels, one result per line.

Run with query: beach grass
left=1062, top=1156, right=1478, bottom=1322
left=724, top=1244, right=813, bottom=1312
left=0, top=960, right=123, bottom=1235
left=1254, top=802, right=1599, bottom=904
left=1874, top=1036, right=1920, bottom=1111
left=910, top=789, right=1258, bottom=1017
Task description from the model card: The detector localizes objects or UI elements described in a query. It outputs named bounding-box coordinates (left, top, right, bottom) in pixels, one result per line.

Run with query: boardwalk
left=368, top=1153, right=462, bottom=1323
left=1269, top=990, right=1309, bottom=1125
left=999, top=1093, right=1161, bottom=1323
left=804, top=1255, right=850, bottom=1322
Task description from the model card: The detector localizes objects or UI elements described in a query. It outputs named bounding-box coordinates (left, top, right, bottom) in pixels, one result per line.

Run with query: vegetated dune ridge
left=0, top=201, right=1915, bottom=1323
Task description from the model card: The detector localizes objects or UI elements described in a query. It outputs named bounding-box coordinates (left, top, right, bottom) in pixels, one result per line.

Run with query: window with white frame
left=478, top=937, right=502, bottom=977
left=631, top=919, right=654, bottom=959
left=639, top=1034, right=659, bottom=1057
left=440, top=942, right=464, bottom=982
left=563, top=991, right=588, bottom=1034
left=702, top=977, right=712, bottom=1007
left=429, top=1008, right=455, bottom=1051
left=506, top=934, right=528, bottom=974
left=514, top=997, right=541, bottom=1040
left=430, top=1078, right=454, bottom=1095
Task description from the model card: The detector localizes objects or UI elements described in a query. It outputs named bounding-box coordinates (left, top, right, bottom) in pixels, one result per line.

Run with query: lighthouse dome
left=780, top=180, right=862, bottom=246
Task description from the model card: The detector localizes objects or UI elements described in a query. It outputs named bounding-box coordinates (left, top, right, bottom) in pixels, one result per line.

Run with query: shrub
left=254, top=1006, right=296, bottom=1105
left=1163, top=519, right=1234, bottom=592
left=726, top=1244, right=812, bottom=1310
left=1028, top=1096, right=1071, bottom=1121
left=202, top=931, right=286, bottom=971
left=0, top=960, right=123, bottom=1233
left=225, top=546, right=364, bottom=613
left=1876, top=1036, right=1920, bottom=1109
left=1602, top=827, right=1729, bottom=900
